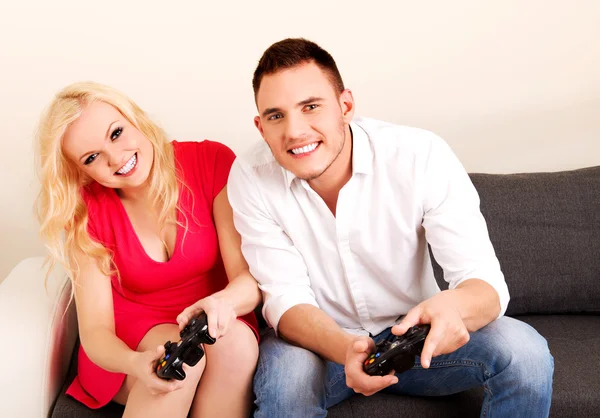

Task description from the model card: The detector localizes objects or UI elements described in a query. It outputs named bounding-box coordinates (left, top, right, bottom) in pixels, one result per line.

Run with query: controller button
left=376, top=353, right=381, bottom=358
left=161, top=360, right=167, bottom=367
left=166, top=354, right=170, bottom=360
left=369, top=359, right=375, bottom=364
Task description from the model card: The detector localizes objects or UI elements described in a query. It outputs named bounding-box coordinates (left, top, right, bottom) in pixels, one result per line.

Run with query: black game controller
left=363, top=324, right=431, bottom=376
left=156, top=312, right=216, bottom=380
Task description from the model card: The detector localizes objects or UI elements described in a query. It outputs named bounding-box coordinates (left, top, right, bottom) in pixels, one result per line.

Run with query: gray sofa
left=4, top=165, right=599, bottom=418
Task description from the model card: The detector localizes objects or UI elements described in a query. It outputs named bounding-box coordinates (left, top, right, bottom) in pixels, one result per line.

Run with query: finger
left=346, top=361, right=394, bottom=395
left=206, top=308, right=218, bottom=338
left=420, top=321, right=446, bottom=368
left=177, top=303, right=204, bottom=329
left=151, top=377, right=182, bottom=393
left=176, top=307, right=190, bottom=325
left=176, top=309, right=191, bottom=330
left=392, top=306, right=422, bottom=336
left=353, top=373, right=398, bottom=396
left=216, top=309, right=228, bottom=338
left=217, top=310, right=234, bottom=339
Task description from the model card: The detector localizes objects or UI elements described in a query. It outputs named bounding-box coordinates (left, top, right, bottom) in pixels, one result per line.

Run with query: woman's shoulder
left=172, top=139, right=235, bottom=161
left=171, top=140, right=237, bottom=200
left=172, top=139, right=236, bottom=178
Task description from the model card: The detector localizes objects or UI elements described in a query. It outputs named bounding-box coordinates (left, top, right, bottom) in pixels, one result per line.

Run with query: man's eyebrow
left=261, top=97, right=324, bottom=118
left=78, top=120, right=118, bottom=161
left=297, top=96, right=324, bottom=106
left=262, top=107, right=281, bottom=118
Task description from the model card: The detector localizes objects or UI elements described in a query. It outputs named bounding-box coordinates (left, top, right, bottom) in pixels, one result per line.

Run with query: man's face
left=254, top=62, right=354, bottom=181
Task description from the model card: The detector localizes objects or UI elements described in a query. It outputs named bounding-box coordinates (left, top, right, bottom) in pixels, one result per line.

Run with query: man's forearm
left=454, top=279, right=501, bottom=331
left=277, top=304, right=356, bottom=364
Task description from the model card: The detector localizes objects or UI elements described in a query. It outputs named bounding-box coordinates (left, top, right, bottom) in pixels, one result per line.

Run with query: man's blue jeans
left=253, top=317, right=554, bottom=417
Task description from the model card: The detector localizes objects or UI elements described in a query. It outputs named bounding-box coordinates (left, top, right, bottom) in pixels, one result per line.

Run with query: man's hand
left=392, top=290, right=470, bottom=369
left=344, top=336, right=398, bottom=396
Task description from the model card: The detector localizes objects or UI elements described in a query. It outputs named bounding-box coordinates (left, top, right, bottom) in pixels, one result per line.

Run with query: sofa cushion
left=328, top=388, right=482, bottom=417
left=433, top=166, right=600, bottom=316
left=516, top=314, right=600, bottom=418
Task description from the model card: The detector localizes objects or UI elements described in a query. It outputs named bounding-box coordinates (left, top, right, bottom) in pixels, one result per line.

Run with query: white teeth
left=117, top=154, right=137, bottom=175
left=291, top=142, right=318, bottom=155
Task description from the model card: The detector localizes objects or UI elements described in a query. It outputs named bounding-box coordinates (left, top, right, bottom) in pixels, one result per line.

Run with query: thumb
left=353, top=338, right=371, bottom=354
left=392, top=307, right=422, bottom=336
left=154, top=344, right=166, bottom=360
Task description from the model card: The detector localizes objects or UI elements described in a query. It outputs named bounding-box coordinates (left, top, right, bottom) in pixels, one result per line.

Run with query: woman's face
left=62, top=101, right=154, bottom=191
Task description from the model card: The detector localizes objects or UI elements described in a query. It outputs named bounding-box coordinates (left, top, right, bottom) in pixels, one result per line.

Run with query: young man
left=228, top=38, right=553, bottom=417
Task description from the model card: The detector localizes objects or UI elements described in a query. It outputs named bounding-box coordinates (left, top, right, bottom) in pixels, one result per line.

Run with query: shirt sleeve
left=227, top=159, right=319, bottom=333
left=421, top=135, right=510, bottom=317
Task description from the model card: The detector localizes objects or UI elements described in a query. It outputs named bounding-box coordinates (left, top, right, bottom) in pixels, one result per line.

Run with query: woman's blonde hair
left=35, top=81, right=180, bottom=286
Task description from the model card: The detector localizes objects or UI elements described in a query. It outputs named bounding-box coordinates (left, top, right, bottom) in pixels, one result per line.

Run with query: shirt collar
left=283, top=120, right=373, bottom=188
left=350, top=120, right=374, bottom=176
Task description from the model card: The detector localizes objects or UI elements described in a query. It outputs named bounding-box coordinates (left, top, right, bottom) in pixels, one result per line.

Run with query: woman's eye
left=111, top=127, right=123, bottom=140
left=84, top=153, right=98, bottom=165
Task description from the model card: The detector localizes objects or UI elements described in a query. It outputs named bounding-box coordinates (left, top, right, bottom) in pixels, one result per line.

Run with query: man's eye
left=305, top=104, right=319, bottom=111
left=268, top=114, right=282, bottom=121
left=111, top=127, right=123, bottom=140
left=84, top=153, right=98, bottom=165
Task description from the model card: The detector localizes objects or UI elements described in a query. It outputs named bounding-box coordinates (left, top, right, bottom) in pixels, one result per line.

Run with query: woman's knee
left=205, top=320, right=258, bottom=376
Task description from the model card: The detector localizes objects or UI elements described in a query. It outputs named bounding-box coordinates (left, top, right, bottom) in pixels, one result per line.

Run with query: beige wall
left=1, top=0, right=599, bottom=281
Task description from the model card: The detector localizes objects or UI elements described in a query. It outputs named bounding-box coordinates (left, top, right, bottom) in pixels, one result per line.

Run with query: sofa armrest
left=0, top=257, right=78, bottom=418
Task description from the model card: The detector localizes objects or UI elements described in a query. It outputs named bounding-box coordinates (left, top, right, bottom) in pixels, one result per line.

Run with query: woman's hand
left=130, top=345, right=185, bottom=395
left=176, top=295, right=237, bottom=340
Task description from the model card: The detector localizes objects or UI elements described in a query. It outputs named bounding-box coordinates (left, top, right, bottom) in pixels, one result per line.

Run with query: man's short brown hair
left=252, top=38, right=345, bottom=98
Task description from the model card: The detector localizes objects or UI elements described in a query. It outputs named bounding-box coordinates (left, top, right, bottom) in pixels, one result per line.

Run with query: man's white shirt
left=228, top=117, right=509, bottom=336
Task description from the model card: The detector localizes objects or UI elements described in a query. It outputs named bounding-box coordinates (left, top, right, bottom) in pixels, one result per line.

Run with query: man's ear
left=340, top=89, right=355, bottom=124
left=254, top=115, right=265, bottom=138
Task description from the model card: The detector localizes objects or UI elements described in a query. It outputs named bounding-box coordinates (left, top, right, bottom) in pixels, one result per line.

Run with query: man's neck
left=308, top=125, right=353, bottom=216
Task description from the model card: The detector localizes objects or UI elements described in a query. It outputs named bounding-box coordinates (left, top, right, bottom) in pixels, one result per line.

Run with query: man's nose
left=283, top=114, right=309, bottom=141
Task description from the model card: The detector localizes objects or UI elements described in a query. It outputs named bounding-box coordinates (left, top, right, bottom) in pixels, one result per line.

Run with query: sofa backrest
left=434, top=165, right=600, bottom=316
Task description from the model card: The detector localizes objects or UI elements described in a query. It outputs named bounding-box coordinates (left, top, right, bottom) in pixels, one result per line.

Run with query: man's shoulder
left=235, top=140, right=278, bottom=169
left=229, top=140, right=286, bottom=188
left=353, top=116, right=442, bottom=154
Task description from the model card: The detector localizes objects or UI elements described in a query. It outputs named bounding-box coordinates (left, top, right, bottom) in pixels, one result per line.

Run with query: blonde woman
left=36, top=82, right=260, bottom=418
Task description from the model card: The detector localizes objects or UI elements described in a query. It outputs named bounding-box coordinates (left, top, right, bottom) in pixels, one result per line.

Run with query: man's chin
left=280, top=157, right=328, bottom=181
left=295, top=168, right=326, bottom=182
